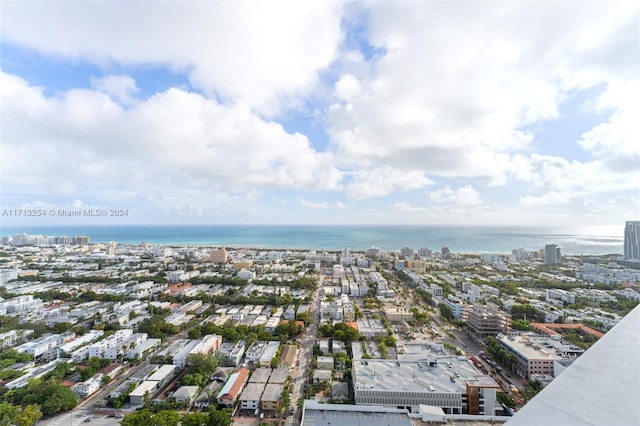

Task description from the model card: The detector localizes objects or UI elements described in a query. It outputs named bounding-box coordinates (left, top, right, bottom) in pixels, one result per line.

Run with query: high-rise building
left=544, top=244, right=561, bottom=264
left=624, top=221, right=640, bottom=261
left=106, top=241, right=116, bottom=256
left=441, top=246, right=450, bottom=259
left=72, top=235, right=90, bottom=245
left=399, top=246, right=414, bottom=259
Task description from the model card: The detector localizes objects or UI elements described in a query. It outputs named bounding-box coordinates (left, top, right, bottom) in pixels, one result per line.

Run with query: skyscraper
left=624, top=221, right=640, bottom=261
left=544, top=244, right=561, bottom=264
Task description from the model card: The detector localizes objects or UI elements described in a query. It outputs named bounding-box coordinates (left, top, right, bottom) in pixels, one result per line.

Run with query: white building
left=87, top=329, right=134, bottom=358
left=73, top=373, right=103, bottom=398
left=15, top=334, right=64, bottom=359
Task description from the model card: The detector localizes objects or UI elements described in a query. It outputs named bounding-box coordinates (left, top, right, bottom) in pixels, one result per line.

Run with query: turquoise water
left=0, top=224, right=624, bottom=255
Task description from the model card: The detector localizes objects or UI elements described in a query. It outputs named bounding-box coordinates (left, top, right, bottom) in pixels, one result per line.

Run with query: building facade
left=624, top=221, right=640, bottom=261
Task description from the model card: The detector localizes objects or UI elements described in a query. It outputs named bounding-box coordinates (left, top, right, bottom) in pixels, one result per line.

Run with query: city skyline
left=1, top=2, right=638, bottom=227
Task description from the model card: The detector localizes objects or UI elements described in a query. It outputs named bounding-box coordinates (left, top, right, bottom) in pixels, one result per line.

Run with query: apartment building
left=260, top=383, right=284, bottom=411
left=104, top=333, right=148, bottom=360
left=240, top=383, right=265, bottom=410
left=245, top=341, right=268, bottom=363
left=209, top=248, right=228, bottom=264
left=0, top=329, right=34, bottom=350
left=0, top=295, right=44, bottom=315
left=466, top=305, right=511, bottom=338
left=444, top=295, right=467, bottom=319
left=219, top=340, right=246, bottom=367
left=87, top=329, right=134, bottom=358
left=73, top=373, right=103, bottom=398
left=15, top=334, right=64, bottom=359
left=496, top=334, right=562, bottom=378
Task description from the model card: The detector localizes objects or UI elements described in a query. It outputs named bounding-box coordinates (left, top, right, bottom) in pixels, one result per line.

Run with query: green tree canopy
left=39, top=384, right=78, bottom=415
left=151, top=410, right=180, bottom=426
left=207, top=407, right=233, bottom=426
left=181, top=412, right=209, bottom=426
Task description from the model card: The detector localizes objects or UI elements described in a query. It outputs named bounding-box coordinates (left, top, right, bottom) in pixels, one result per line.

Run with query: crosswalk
left=47, top=409, right=91, bottom=426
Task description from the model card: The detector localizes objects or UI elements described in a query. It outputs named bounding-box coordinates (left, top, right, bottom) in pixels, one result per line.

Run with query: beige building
left=466, top=305, right=510, bottom=338
left=260, top=383, right=284, bottom=411
left=210, top=248, right=228, bottom=264
left=496, top=334, right=561, bottom=378
left=406, top=259, right=430, bottom=273
left=385, top=307, right=414, bottom=322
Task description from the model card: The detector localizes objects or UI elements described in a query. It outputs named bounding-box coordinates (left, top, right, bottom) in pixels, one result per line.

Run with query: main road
left=285, top=279, right=322, bottom=425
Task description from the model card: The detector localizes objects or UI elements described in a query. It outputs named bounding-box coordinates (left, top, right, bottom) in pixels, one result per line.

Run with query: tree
left=52, top=322, right=72, bottom=334
left=439, top=303, right=454, bottom=321
left=121, top=410, right=153, bottom=426
left=188, top=353, right=219, bottom=378
left=207, top=408, right=233, bottom=426
left=14, top=404, right=42, bottom=426
left=0, top=401, right=19, bottom=426
left=188, top=328, right=202, bottom=339
left=521, top=379, right=544, bottom=402
left=182, top=413, right=209, bottom=426
left=151, top=410, right=180, bottom=426
left=39, top=384, right=78, bottom=415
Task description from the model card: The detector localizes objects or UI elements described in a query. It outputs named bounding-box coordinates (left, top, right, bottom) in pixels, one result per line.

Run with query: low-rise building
left=15, top=334, right=64, bottom=359
left=72, top=373, right=103, bottom=398
left=317, top=356, right=334, bottom=370
left=496, top=334, right=563, bottom=378
left=313, top=369, right=332, bottom=383
left=217, top=367, right=250, bottom=407
left=245, top=341, right=268, bottom=363
left=172, top=385, right=199, bottom=403
left=352, top=358, right=500, bottom=415
left=385, top=307, right=414, bottom=322
left=258, top=341, right=280, bottom=367
left=219, top=340, right=246, bottom=367
left=129, top=380, right=159, bottom=405
left=240, top=382, right=265, bottom=410
left=194, top=381, right=220, bottom=410
left=279, top=345, right=297, bottom=370
left=260, top=383, right=284, bottom=411
left=147, top=364, right=178, bottom=389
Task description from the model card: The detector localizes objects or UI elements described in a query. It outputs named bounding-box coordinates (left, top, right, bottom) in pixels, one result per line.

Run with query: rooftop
left=240, top=382, right=265, bottom=401
left=302, top=400, right=412, bottom=426
left=249, top=368, right=272, bottom=383
left=353, top=357, right=493, bottom=394
left=261, top=383, right=284, bottom=402
left=497, top=334, right=564, bottom=361
left=268, top=368, right=290, bottom=384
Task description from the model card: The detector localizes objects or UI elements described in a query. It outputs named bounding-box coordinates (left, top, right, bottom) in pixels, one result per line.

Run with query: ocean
left=0, top=224, right=625, bottom=255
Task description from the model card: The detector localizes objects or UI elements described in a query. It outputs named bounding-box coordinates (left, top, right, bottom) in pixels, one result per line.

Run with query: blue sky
left=0, top=1, right=638, bottom=228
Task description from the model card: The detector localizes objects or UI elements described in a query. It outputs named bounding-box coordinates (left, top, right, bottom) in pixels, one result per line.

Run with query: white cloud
left=1, top=2, right=638, bottom=226
left=326, top=1, right=638, bottom=196
left=346, top=168, right=433, bottom=199
left=300, top=199, right=347, bottom=210
left=429, top=185, right=483, bottom=206
left=91, top=75, right=139, bottom=105
left=0, top=71, right=342, bottom=207
left=1, top=2, right=344, bottom=115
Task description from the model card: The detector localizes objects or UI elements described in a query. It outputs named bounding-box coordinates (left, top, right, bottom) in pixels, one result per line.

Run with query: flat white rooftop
left=353, top=357, right=493, bottom=394
left=497, top=334, right=562, bottom=361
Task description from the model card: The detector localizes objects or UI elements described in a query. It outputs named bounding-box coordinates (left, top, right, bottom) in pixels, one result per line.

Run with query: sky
left=0, top=1, right=638, bottom=228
